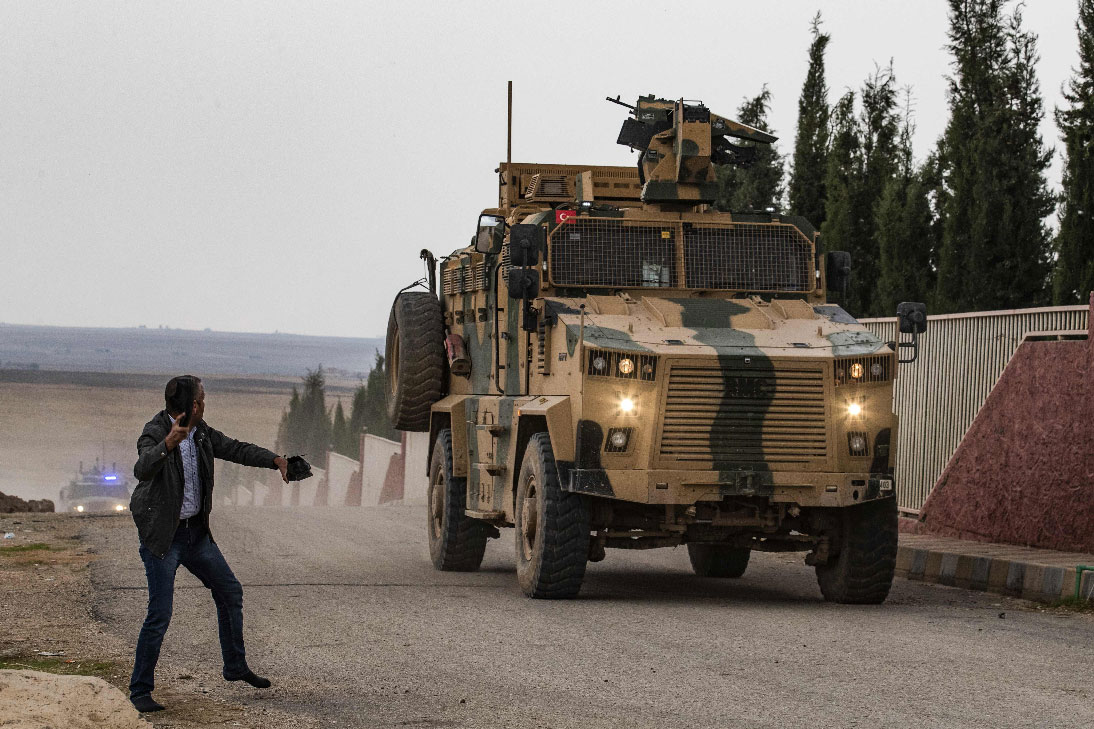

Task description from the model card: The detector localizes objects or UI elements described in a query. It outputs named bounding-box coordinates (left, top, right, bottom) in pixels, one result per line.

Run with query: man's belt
left=179, top=515, right=204, bottom=530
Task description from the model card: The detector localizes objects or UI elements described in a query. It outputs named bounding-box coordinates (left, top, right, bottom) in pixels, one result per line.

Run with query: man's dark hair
left=164, top=375, right=202, bottom=415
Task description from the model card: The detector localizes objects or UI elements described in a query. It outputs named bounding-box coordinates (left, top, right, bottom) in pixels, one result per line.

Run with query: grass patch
left=0, top=543, right=52, bottom=554
left=0, top=655, right=118, bottom=681
left=1046, top=596, right=1094, bottom=613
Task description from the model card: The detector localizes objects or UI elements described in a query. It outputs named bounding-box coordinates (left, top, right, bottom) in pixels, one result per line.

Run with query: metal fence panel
left=861, top=306, right=1089, bottom=510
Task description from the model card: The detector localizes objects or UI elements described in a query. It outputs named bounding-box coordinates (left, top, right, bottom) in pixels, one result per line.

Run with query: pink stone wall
left=918, top=296, right=1094, bottom=552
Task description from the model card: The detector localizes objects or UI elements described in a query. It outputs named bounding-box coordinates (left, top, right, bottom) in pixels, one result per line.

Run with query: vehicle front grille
left=657, top=362, right=828, bottom=466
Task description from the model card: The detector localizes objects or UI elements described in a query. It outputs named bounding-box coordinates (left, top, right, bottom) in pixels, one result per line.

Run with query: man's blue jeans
left=129, top=523, right=249, bottom=699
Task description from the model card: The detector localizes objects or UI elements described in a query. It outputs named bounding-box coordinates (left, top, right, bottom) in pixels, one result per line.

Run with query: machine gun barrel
left=605, top=95, right=637, bottom=112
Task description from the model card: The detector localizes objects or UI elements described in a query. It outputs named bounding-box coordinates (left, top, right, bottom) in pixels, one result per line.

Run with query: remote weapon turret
left=609, top=94, right=777, bottom=206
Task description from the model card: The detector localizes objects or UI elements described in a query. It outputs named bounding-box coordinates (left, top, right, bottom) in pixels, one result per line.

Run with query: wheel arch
left=508, top=395, right=574, bottom=516
left=429, top=395, right=469, bottom=478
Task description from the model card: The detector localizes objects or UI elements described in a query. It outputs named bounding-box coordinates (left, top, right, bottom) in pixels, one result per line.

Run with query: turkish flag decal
left=555, top=209, right=576, bottom=224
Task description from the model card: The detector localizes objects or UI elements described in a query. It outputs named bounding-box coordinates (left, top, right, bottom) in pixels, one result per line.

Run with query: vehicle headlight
left=849, top=434, right=867, bottom=452
left=114, top=504, right=126, bottom=512
left=619, top=397, right=635, bottom=414
left=587, top=349, right=657, bottom=381
left=609, top=429, right=629, bottom=449
left=850, top=363, right=864, bottom=379
left=847, top=403, right=862, bottom=417
left=75, top=505, right=84, bottom=512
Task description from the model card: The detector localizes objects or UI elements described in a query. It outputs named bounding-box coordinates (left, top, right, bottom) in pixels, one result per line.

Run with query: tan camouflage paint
left=429, top=97, right=898, bottom=536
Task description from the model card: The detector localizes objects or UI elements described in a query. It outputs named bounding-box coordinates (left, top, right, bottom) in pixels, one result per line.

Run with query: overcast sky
left=1, top=1, right=1082, bottom=338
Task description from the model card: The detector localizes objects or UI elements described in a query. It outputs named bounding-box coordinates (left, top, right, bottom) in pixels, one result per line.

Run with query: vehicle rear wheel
left=686, top=544, right=751, bottom=578
left=427, top=429, right=488, bottom=571
left=514, top=433, right=590, bottom=599
left=386, top=291, right=445, bottom=432
left=815, top=497, right=898, bottom=604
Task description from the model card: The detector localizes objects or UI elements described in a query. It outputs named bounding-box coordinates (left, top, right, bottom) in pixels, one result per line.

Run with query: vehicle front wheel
left=815, top=497, right=898, bottom=604
left=514, top=433, right=590, bottom=599
left=427, top=428, right=488, bottom=571
left=687, top=544, right=751, bottom=578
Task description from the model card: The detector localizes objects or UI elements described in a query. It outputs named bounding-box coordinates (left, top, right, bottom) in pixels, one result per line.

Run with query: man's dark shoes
left=225, top=669, right=271, bottom=689
left=131, top=694, right=166, bottom=713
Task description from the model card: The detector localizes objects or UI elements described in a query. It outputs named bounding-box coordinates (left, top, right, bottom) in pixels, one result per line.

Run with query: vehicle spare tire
left=386, top=291, right=445, bottom=432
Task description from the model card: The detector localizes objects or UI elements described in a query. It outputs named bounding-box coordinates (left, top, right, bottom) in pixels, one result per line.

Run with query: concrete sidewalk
left=897, top=532, right=1094, bottom=603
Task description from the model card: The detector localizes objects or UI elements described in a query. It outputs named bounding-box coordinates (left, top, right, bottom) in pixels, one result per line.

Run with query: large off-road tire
left=514, top=433, right=590, bottom=599
left=687, top=544, right=751, bottom=578
left=815, top=497, right=898, bottom=604
left=386, top=292, right=445, bottom=432
left=427, top=429, right=488, bottom=571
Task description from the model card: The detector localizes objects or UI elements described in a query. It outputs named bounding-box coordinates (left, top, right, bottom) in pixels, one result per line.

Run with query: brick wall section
left=916, top=294, right=1094, bottom=552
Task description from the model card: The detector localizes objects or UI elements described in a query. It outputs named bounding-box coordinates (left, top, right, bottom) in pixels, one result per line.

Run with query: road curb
left=896, top=535, right=1094, bottom=603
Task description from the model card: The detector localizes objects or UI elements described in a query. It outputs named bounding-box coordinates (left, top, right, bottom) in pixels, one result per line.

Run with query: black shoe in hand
left=131, top=694, right=166, bottom=712
left=225, top=669, right=271, bottom=689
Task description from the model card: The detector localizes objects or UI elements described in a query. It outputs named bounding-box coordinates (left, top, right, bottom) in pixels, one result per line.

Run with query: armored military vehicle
left=59, top=460, right=131, bottom=514
left=386, top=94, right=927, bottom=602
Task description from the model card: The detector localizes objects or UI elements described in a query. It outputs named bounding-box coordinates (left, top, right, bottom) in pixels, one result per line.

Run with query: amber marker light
left=850, top=363, right=865, bottom=379
left=618, top=357, right=635, bottom=375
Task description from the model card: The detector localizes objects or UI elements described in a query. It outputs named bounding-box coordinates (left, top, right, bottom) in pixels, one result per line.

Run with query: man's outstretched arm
left=208, top=427, right=288, bottom=481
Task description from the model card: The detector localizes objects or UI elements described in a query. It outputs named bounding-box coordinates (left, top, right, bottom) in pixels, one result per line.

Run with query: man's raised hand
left=165, top=407, right=195, bottom=450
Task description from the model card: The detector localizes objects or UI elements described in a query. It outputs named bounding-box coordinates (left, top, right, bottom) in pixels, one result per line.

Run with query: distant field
left=0, top=372, right=361, bottom=502
left=0, top=324, right=380, bottom=501
left=0, top=323, right=383, bottom=378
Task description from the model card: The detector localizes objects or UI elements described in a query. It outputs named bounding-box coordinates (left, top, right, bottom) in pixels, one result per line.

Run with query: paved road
left=89, top=505, right=1094, bottom=729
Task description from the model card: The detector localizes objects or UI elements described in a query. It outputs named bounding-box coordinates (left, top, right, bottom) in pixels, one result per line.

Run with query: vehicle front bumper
left=565, top=468, right=894, bottom=508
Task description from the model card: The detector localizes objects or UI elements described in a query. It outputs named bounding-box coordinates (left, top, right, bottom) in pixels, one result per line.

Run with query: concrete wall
left=914, top=325, right=1094, bottom=552
left=863, top=304, right=1089, bottom=510
left=402, top=432, right=429, bottom=505
left=361, top=434, right=401, bottom=506
left=324, top=453, right=358, bottom=507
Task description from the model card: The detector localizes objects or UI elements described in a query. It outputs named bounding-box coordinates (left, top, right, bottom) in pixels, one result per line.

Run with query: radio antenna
left=507, top=80, right=513, bottom=167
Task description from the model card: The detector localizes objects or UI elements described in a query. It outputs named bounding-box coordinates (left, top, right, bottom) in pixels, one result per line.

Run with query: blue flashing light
left=103, top=475, right=118, bottom=481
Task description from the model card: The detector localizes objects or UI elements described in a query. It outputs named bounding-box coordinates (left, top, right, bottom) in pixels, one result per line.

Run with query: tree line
left=714, top=0, right=1094, bottom=317
left=274, top=356, right=397, bottom=463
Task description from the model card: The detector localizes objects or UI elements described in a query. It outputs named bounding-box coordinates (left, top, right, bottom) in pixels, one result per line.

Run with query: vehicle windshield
left=547, top=218, right=814, bottom=293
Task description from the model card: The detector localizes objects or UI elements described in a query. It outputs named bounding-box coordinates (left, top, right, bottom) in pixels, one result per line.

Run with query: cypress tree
left=935, top=0, right=1053, bottom=312
left=853, top=65, right=903, bottom=315
left=789, top=13, right=831, bottom=227
left=715, top=86, right=785, bottom=213
left=275, top=386, right=302, bottom=455
left=1054, top=0, right=1094, bottom=304
left=819, top=92, right=865, bottom=312
left=349, top=352, right=397, bottom=443
left=299, top=367, right=332, bottom=459
left=875, top=100, right=937, bottom=313
left=331, top=400, right=353, bottom=458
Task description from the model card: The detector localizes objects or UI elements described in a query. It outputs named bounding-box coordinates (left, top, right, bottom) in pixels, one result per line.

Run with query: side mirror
left=475, top=214, right=506, bottom=254
left=826, top=251, right=851, bottom=293
left=896, top=301, right=927, bottom=364
left=897, top=302, right=928, bottom=334
left=509, top=224, right=545, bottom=267
left=507, top=268, right=540, bottom=300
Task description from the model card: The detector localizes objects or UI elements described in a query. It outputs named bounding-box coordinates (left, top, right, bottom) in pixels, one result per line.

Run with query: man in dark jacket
left=128, top=375, right=288, bottom=713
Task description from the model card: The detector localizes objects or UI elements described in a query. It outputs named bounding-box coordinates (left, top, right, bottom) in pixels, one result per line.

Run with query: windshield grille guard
left=547, top=218, right=815, bottom=293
